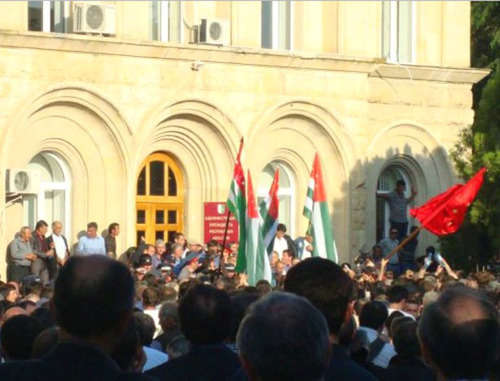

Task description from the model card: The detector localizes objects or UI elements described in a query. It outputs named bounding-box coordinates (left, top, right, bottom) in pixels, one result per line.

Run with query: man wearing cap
left=138, top=254, right=161, bottom=279
left=177, top=252, right=200, bottom=281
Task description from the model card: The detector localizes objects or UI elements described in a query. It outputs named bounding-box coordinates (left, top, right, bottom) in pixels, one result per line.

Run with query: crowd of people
left=0, top=211, right=499, bottom=380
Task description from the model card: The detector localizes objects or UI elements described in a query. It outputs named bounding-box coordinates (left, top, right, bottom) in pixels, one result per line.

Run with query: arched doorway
left=135, top=152, right=184, bottom=245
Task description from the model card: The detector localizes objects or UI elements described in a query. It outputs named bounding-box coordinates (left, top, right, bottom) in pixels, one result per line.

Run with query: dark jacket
left=0, top=341, right=152, bottom=381
left=31, top=231, right=49, bottom=259
left=384, top=354, right=435, bottom=381
left=146, top=343, right=240, bottom=381
left=46, top=234, right=69, bottom=261
left=324, top=344, right=377, bottom=381
left=268, top=234, right=297, bottom=255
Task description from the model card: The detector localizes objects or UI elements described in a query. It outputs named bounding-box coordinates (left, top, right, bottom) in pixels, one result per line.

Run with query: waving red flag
left=410, top=167, right=487, bottom=236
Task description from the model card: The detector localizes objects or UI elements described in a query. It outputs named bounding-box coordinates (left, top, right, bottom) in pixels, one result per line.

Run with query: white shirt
left=52, top=234, right=68, bottom=261
left=273, top=237, right=288, bottom=260
left=144, top=307, right=161, bottom=336
left=387, top=308, right=416, bottom=321
left=358, top=326, right=396, bottom=368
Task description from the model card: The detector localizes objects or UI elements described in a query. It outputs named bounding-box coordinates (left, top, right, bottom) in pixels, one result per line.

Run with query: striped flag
left=246, top=170, right=272, bottom=285
left=259, top=169, right=280, bottom=254
left=226, top=139, right=246, bottom=273
left=303, top=153, right=338, bottom=263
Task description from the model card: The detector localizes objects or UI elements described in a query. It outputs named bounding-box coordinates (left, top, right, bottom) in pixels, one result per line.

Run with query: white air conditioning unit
left=73, top=3, right=116, bottom=35
left=198, top=19, right=230, bottom=45
left=6, top=169, right=41, bottom=194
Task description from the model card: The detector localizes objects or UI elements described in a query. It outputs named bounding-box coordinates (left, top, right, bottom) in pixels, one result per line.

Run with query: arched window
left=258, top=162, right=295, bottom=237
left=376, top=165, right=412, bottom=242
left=24, top=152, right=71, bottom=236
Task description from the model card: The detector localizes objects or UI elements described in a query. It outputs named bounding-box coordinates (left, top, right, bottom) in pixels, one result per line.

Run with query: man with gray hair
left=152, top=239, right=166, bottom=269
left=153, top=302, right=183, bottom=352
left=8, top=227, right=37, bottom=283
left=418, top=285, right=499, bottom=380
left=237, top=292, right=331, bottom=381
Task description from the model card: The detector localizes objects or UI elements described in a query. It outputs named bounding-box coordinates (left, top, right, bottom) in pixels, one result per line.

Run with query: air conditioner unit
left=6, top=169, right=41, bottom=194
left=198, top=19, right=230, bottom=45
left=73, top=3, right=116, bottom=35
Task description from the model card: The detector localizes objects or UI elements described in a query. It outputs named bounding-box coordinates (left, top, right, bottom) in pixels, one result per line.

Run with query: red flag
left=410, top=167, right=487, bottom=235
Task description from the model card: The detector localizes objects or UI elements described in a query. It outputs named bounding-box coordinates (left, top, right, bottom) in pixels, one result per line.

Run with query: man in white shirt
left=387, top=285, right=415, bottom=320
left=269, top=224, right=296, bottom=260
left=46, top=221, right=70, bottom=279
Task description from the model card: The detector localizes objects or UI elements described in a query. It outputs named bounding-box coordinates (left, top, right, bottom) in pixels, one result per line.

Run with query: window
left=151, top=1, right=183, bottom=42
left=24, top=152, right=71, bottom=237
left=261, top=1, right=292, bottom=50
left=376, top=165, right=412, bottom=242
left=258, top=162, right=295, bottom=237
left=28, top=1, right=68, bottom=33
left=382, top=1, right=415, bottom=63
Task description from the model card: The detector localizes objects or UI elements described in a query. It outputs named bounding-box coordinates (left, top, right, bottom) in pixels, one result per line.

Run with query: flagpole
left=384, top=226, right=423, bottom=262
left=216, top=209, right=232, bottom=279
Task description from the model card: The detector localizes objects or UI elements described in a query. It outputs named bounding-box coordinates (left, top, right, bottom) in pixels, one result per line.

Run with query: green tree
left=441, top=2, right=500, bottom=268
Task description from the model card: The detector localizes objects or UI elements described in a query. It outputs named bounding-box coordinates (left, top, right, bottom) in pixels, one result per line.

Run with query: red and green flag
left=259, top=169, right=280, bottom=254
left=303, top=153, right=338, bottom=263
left=226, top=139, right=246, bottom=272
left=246, top=170, right=272, bottom=285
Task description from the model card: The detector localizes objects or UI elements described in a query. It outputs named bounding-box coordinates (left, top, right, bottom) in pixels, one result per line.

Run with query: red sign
left=204, top=202, right=239, bottom=245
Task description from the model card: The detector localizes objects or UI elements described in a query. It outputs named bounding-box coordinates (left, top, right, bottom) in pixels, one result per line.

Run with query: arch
left=247, top=100, right=356, bottom=263
left=0, top=85, right=133, bottom=245
left=364, top=122, right=455, bottom=254
left=137, top=99, right=241, bottom=241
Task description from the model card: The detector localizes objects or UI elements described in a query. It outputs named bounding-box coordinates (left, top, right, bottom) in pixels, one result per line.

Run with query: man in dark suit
left=45, top=221, right=70, bottom=280
left=146, top=284, right=240, bottom=380
left=30, top=220, right=54, bottom=282
left=0, top=255, right=150, bottom=380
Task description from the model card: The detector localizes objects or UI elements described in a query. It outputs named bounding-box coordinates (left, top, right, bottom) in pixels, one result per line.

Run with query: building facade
left=0, top=1, right=488, bottom=276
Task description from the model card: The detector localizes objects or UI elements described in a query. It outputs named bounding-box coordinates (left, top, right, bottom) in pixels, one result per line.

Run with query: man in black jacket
left=30, top=220, right=54, bottom=282
left=268, top=223, right=296, bottom=259
left=0, top=255, right=150, bottom=381
left=45, top=221, right=70, bottom=280
left=146, top=284, right=240, bottom=380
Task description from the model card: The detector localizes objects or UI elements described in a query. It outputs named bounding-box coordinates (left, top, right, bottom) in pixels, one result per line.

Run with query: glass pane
left=156, top=231, right=165, bottom=241
left=51, top=1, right=65, bottom=33
left=279, top=195, right=291, bottom=233
left=277, top=1, right=290, bottom=49
left=156, top=210, right=165, bottom=224
left=28, top=1, right=43, bottom=31
left=150, top=161, right=165, bottom=196
left=168, top=210, right=177, bottom=224
left=137, top=167, right=146, bottom=195
left=168, top=168, right=177, bottom=196
left=169, top=1, right=182, bottom=42
left=382, top=1, right=391, bottom=58
left=168, top=231, right=176, bottom=243
left=137, top=231, right=145, bottom=246
left=150, top=1, right=160, bottom=40
left=398, top=2, right=413, bottom=62
left=23, top=195, right=37, bottom=230
left=137, top=210, right=146, bottom=224
left=261, top=1, right=272, bottom=48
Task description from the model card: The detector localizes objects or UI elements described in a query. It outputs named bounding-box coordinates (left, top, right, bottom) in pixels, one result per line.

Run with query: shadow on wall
left=331, top=143, right=454, bottom=264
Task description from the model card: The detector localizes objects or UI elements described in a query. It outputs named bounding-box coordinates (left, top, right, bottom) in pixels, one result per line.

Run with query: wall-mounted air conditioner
left=73, top=3, right=116, bottom=35
left=6, top=169, right=41, bottom=194
left=198, top=19, right=230, bottom=45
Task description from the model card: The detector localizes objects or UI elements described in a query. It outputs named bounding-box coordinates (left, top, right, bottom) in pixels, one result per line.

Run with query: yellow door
left=135, top=153, right=184, bottom=245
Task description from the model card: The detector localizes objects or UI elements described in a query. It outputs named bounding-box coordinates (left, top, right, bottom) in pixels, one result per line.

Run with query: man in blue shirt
left=77, top=222, right=106, bottom=255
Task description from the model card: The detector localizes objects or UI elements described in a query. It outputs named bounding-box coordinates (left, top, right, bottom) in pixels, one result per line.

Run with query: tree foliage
left=441, top=2, right=500, bottom=267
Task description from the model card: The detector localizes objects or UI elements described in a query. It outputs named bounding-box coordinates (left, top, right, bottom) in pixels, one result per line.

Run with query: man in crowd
left=269, top=223, right=296, bottom=260
left=153, top=302, right=182, bottom=353
left=387, top=286, right=415, bottom=320
left=153, top=239, right=166, bottom=269
left=170, top=232, right=186, bottom=255
left=378, top=229, right=400, bottom=275
left=165, top=244, right=183, bottom=267
left=281, top=249, right=295, bottom=274
left=31, top=220, right=54, bottom=282
left=46, top=221, right=70, bottom=279
left=380, top=179, right=417, bottom=242
left=284, top=258, right=376, bottom=380
left=0, top=255, right=150, bottom=380
left=177, top=252, right=200, bottom=281
left=237, top=292, right=331, bottom=381
left=418, top=286, right=499, bottom=380
left=146, top=284, right=240, bottom=380
left=105, top=222, right=120, bottom=259
left=294, top=232, right=313, bottom=260
left=77, top=222, right=106, bottom=256
left=7, top=227, right=37, bottom=283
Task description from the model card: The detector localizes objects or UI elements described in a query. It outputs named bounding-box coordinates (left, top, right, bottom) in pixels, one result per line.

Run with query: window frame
left=382, top=1, right=416, bottom=64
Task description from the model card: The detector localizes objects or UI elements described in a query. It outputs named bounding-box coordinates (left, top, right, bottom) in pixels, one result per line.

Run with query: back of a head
left=230, top=291, right=260, bottom=342
left=178, top=284, right=232, bottom=344
left=158, top=302, right=179, bottom=325
left=392, top=320, right=419, bottom=357
left=142, top=287, right=160, bottom=308
left=237, top=292, right=330, bottom=381
left=418, top=286, right=499, bottom=379
left=31, top=327, right=59, bottom=358
left=54, top=255, right=135, bottom=339
left=133, top=311, right=156, bottom=346
left=284, top=257, right=354, bottom=335
left=388, top=286, right=409, bottom=304
left=1, top=315, right=44, bottom=360
left=359, top=301, right=388, bottom=331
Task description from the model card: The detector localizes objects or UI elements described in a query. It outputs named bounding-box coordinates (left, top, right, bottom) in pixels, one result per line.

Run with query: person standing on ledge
left=380, top=179, right=417, bottom=243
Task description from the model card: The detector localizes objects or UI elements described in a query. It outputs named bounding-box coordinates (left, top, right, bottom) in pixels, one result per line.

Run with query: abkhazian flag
left=259, top=169, right=280, bottom=254
left=226, top=139, right=246, bottom=273
left=246, top=170, right=272, bottom=285
left=303, top=153, right=338, bottom=263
